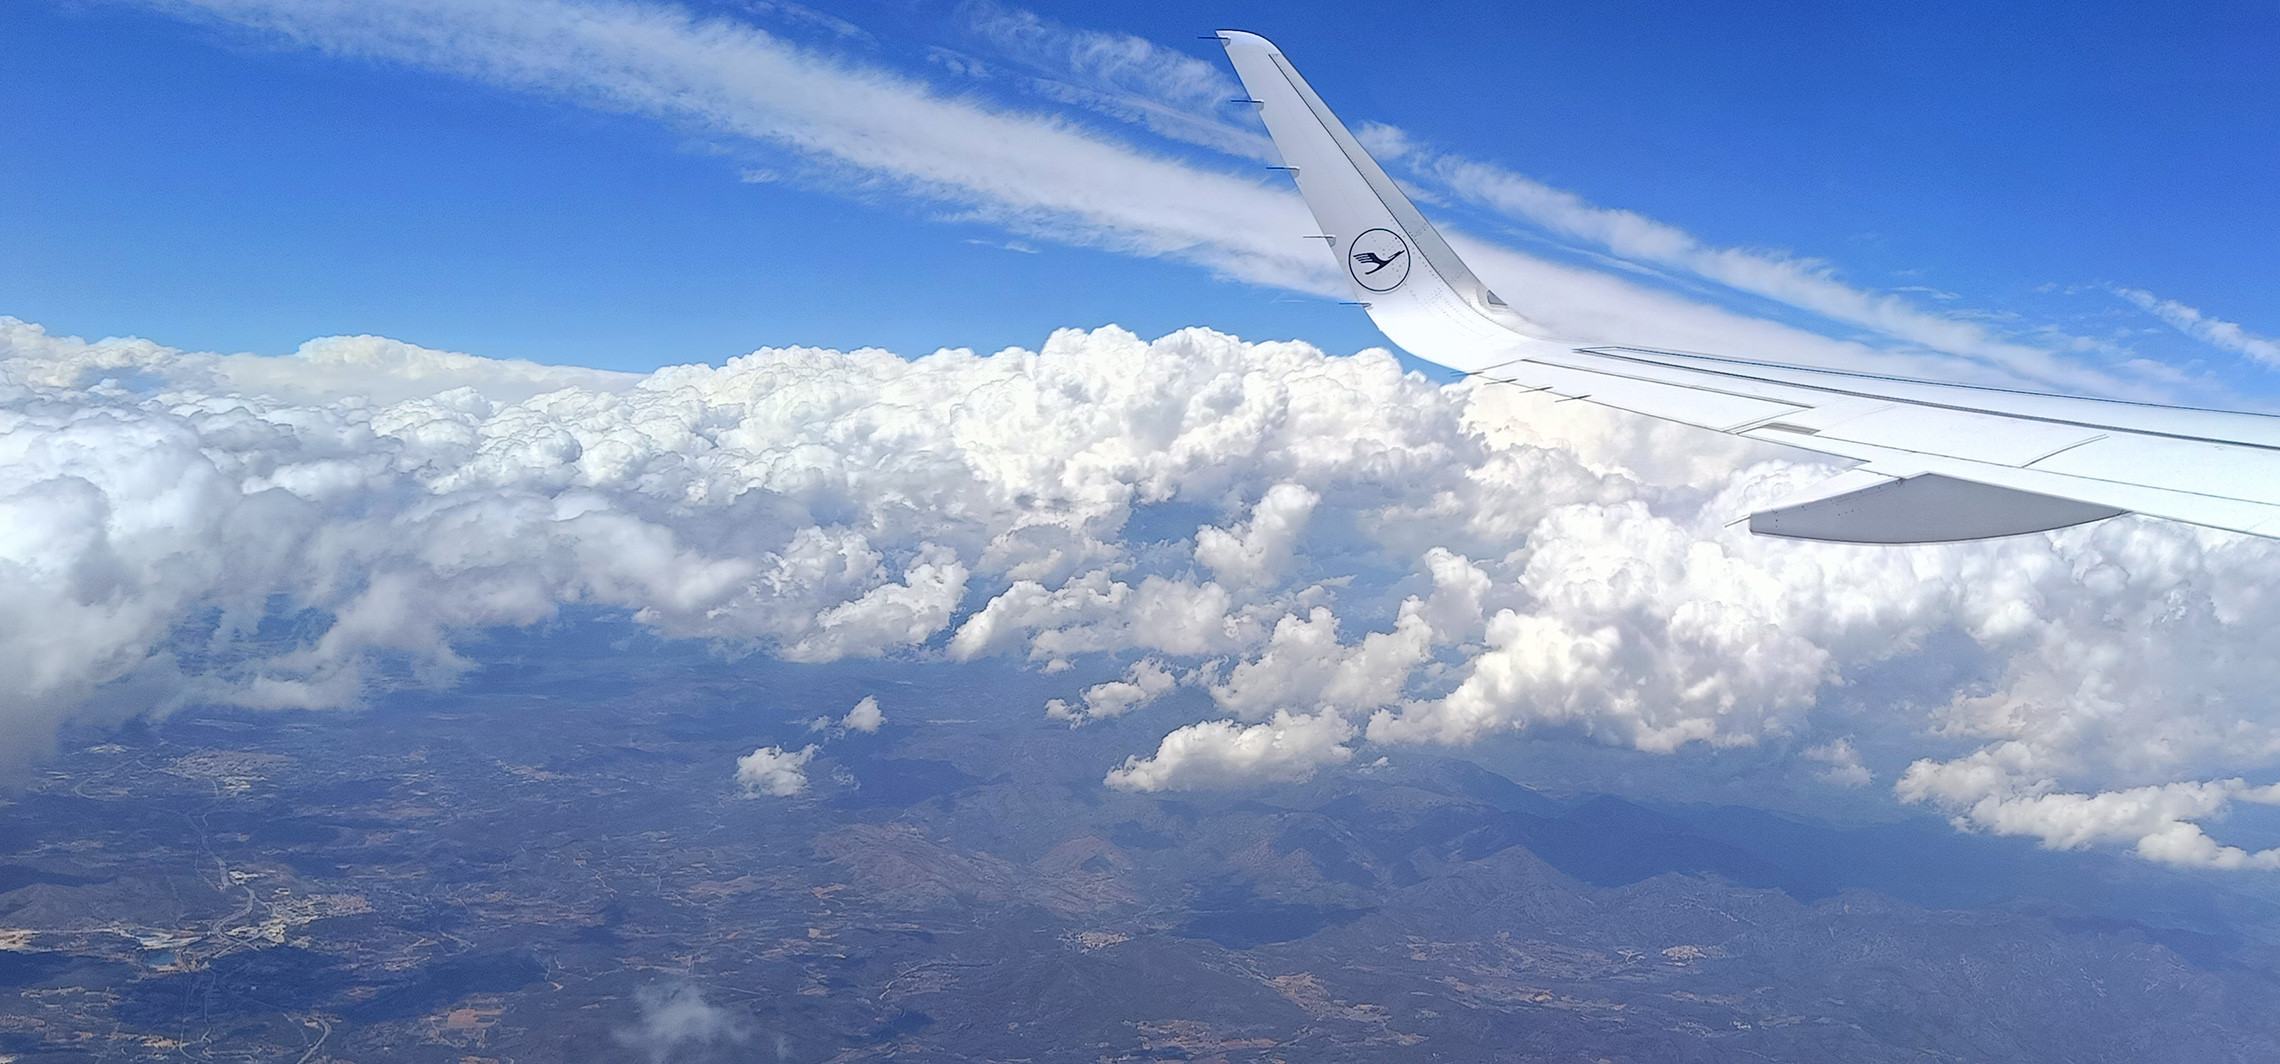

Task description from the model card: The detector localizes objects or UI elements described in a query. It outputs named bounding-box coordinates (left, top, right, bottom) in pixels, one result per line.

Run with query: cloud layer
left=8, top=315, right=2280, bottom=870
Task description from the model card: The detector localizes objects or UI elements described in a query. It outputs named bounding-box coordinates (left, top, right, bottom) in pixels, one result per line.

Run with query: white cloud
left=107, top=0, right=2221, bottom=399
left=842, top=694, right=884, bottom=733
left=1897, top=744, right=2280, bottom=870
left=1194, top=482, right=1318, bottom=589
left=2111, top=285, right=2280, bottom=367
left=124, top=0, right=1328, bottom=293
left=615, top=983, right=748, bottom=1062
left=1804, top=737, right=1871, bottom=788
left=1046, top=657, right=1175, bottom=726
left=1207, top=605, right=1432, bottom=723
left=954, top=0, right=1273, bottom=162
left=0, top=318, right=1465, bottom=770
left=1411, top=547, right=1492, bottom=644
left=940, top=3, right=2216, bottom=399
left=951, top=571, right=1253, bottom=667
left=8, top=311, right=2280, bottom=864
left=1390, top=141, right=2150, bottom=394
left=780, top=545, right=968, bottom=662
left=735, top=744, right=817, bottom=797
left=0, top=0, right=2269, bottom=869
left=0, top=318, right=638, bottom=405
left=1366, top=497, right=1846, bottom=753
left=967, top=7, right=2271, bottom=395
left=1104, top=710, right=1355, bottom=791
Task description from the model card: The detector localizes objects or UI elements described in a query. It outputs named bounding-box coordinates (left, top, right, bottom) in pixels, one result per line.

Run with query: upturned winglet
left=1207, top=31, right=2280, bottom=544
left=1214, top=30, right=1547, bottom=371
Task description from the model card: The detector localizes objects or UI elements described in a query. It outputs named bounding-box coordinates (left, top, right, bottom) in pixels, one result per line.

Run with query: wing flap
left=1475, top=360, right=1808, bottom=434
left=1778, top=435, right=2280, bottom=538
left=1779, top=404, right=2106, bottom=467
left=1750, top=473, right=2127, bottom=544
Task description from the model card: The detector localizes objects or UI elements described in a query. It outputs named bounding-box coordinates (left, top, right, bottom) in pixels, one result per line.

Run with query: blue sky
left=5, top=0, right=2277, bottom=395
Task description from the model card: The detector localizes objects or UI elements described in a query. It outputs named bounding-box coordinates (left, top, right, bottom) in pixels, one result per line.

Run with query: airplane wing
left=1214, top=30, right=2280, bottom=543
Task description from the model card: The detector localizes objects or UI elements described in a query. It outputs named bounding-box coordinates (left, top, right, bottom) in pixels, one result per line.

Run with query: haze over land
left=7, top=632, right=2280, bottom=1060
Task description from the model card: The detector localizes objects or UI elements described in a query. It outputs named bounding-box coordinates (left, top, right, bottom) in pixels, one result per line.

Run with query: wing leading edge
left=1215, top=29, right=2280, bottom=543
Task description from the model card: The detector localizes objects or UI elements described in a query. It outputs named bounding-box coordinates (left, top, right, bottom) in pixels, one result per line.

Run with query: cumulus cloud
left=1194, top=483, right=1319, bottom=590
left=1046, top=657, right=1175, bottom=726
left=615, top=983, right=748, bottom=1062
left=0, top=317, right=1470, bottom=770
left=805, top=695, right=885, bottom=735
left=1209, top=606, right=1427, bottom=721
left=1804, top=738, right=1872, bottom=788
left=1897, top=744, right=2280, bottom=869
left=0, top=0, right=2265, bottom=872
left=7, top=311, right=2280, bottom=867
left=841, top=695, right=885, bottom=733
left=1366, top=496, right=1847, bottom=753
left=1104, top=710, right=1356, bottom=791
left=735, top=745, right=817, bottom=798
left=950, top=572, right=1252, bottom=667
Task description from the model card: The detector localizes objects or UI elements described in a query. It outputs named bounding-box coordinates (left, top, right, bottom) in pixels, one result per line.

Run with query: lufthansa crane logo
left=1347, top=228, right=1410, bottom=292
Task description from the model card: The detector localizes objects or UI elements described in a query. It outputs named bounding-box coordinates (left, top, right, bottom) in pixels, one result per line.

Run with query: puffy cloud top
left=842, top=696, right=884, bottom=734
left=735, top=745, right=817, bottom=798
left=6, top=316, right=2280, bottom=869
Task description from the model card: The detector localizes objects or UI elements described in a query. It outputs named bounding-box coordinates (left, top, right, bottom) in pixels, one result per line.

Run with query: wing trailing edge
left=1748, top=471, right=2128, bottom=544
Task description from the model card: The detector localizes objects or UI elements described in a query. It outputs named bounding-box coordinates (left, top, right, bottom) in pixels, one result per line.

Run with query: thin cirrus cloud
left=928, top=3, right=2235, bottom=399
left=122, top=0, right=1329, bottom=294
left=1380, top=132, right=2142, bottom=391
left=2110, top=285, right=2280, bottom=368
left=947, top=0, right=1278, bottom=164
left=108, top=0, right=2256, bottom=399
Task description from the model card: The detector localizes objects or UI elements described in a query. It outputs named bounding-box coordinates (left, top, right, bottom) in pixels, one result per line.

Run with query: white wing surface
left=1215, top=30, right=2280, bottom=543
